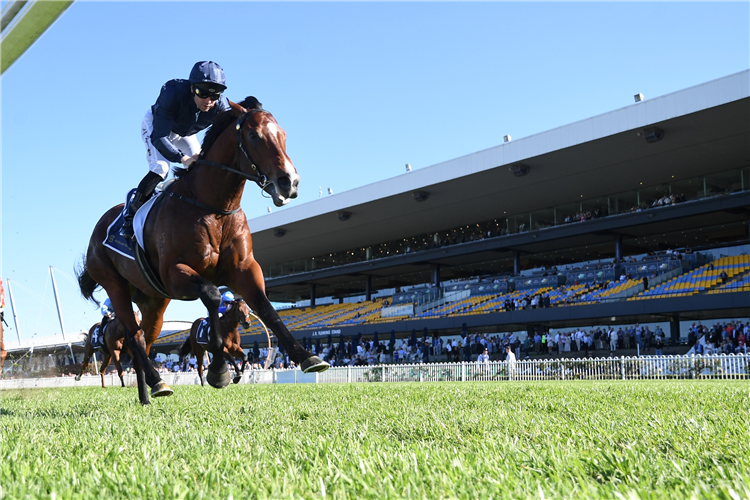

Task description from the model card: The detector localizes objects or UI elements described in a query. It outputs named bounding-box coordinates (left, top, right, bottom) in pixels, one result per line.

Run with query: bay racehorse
left=76, top=316, right=131, bottom=388
left=77, top=96, right=328, bottom=405
left=179, top=298, right=252, bottom=386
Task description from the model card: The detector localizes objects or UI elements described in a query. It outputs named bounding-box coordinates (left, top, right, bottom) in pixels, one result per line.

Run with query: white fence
left=1, top=354, right=747, bottom=390
left=316, top=354, right=749, bottom=383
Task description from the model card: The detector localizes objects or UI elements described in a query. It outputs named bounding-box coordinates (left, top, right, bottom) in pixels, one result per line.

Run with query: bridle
left=167, top=109, right=272, bottom=215
left=196, top=110, right=271, bottom=193
left=227, top=299, right=251, bottom=329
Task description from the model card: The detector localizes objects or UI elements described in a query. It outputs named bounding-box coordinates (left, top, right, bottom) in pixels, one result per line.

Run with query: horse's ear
left=242, top=96, right=263, bottom=110
left=228, top=100, right=247, bottom=118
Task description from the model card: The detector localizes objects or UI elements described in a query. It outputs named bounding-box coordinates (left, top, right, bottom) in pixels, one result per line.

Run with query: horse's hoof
left=207, top=364, right=230, bottom=389
left=301, top=356, right=330, bottom=373
left=74, top=375, right=81, bottom=382
left=151, top=381, right=174, bottom=398
left=232, top=375, right=242, bottom=384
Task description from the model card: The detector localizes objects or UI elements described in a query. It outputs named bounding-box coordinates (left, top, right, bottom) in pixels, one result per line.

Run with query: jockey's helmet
left=189, top=61, right=226, bottom=93
left=103, top=297, right=112, bottom=310
left=221, top=291, right=234, bottom=303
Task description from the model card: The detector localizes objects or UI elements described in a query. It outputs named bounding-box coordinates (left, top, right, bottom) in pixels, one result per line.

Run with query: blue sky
left=1, top=2, right=748, bottom=341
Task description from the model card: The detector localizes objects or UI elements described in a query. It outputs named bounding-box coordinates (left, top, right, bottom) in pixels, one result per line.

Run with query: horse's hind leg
left=99, top=352, right=112, bottom=388
left=109, top=287, right=168, bottom=404
left=0, top=320, right=5, bottom=375
left=164, top=265, right=228, bottom=388
left=133, top=295, right=173, bottom=398
left=232, top=263, right=328, bottom=373
left=112, top=349, right=126, bottom=387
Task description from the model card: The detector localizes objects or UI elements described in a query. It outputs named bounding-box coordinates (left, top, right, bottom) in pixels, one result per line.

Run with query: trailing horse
left=179, top=298, right=252, bottom=386
left=77, top=96, right=327, bottom=405
left=75, top=316, right=132, bottom=388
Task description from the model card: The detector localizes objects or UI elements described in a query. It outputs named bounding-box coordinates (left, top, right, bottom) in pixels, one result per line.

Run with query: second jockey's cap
left=189, top=61, right=227, bottom=93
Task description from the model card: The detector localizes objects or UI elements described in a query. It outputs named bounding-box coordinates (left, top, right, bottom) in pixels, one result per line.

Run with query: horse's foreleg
left=165, top=265, right=228, bottom=388
left=226, top=341, right=248, bottom=383
left=75, top=342, right=95, bottom=382
left=224, top=350, right=244, bottom=384
left=232, top=263, right=329, bottom=373
left=196, top=350, right=205, bottom=387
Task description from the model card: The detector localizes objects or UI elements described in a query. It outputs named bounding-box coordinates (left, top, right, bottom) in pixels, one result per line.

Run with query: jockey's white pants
left=141, top=109, right=201, bottom=179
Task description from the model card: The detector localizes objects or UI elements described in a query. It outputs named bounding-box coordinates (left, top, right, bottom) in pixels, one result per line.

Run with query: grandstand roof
left=248, top=71, right=749, bottom=303
left=3, top=331, right=87, bottom=353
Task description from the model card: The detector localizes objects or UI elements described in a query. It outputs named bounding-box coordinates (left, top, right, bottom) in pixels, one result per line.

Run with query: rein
left=195, top=111, right=270, bottom=193
left=169, top=110, right=271, bottom=215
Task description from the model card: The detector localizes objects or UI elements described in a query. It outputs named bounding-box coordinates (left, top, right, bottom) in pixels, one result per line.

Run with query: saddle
left=195, top=319, right=210, bottom=346
left=91, top=323, right=110, bottom=355
left=103, top=181, right=177, bottom=299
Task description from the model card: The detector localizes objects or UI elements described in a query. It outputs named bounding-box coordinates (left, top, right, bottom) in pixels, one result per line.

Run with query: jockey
left=205, top=290, right=235, bottom=321
left=94, top=298, right=115, bottom=344
left=121, top=61, right=231, bottom=240
left=219, top=291, right=234, bottom=315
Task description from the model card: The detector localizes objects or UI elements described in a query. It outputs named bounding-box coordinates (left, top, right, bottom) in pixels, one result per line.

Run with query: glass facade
left=264, top=166, right=748, bottom=279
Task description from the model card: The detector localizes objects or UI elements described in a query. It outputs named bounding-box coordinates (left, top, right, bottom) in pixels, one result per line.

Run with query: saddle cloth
left=195, top=319, right=210, bottom=346
left=91, top=325, right=105, bottom=350
left=103, top=189, right=160, bottom=261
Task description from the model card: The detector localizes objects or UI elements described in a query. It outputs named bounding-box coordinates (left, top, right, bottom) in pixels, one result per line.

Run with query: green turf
left=1, top=381, right=748, bottom=499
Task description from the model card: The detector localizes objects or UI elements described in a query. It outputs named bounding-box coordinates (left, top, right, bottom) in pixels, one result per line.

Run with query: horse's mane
left=173, top=96, right=263, bottom=179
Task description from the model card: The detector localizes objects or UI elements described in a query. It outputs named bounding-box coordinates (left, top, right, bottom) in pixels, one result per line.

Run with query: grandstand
left=152, top=71, right=749, bottom=354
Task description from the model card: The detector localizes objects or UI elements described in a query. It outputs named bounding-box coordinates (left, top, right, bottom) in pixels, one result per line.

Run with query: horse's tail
left=75, top=257, right=101, bottom=307
left=179, top=337, right=192, bottom=359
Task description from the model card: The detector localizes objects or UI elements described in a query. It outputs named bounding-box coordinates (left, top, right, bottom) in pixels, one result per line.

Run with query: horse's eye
left=248, top=131, right=260, bottom=141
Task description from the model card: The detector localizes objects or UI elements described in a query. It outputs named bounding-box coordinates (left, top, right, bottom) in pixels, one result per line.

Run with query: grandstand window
left=530, top=207, right=556, bottom=230
left=580, top=197, right=608, bottom=219
left=704, top=169, right=745, bottom=196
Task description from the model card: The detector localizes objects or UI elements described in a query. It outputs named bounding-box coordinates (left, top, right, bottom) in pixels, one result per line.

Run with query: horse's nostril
left=278, top=176, right=292, bottom=191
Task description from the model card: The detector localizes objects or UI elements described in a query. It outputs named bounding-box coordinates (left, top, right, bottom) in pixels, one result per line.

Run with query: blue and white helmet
left=221, top=291, right=235, bottom=303
left=103, top=297, right=112, bottom=309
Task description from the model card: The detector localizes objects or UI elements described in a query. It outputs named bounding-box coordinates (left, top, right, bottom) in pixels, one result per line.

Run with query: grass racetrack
left=1, top=381, right=748, bottom=499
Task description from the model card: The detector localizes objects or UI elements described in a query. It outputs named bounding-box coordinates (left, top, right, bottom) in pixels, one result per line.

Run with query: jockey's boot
left=119, top=191, right=146, bottom=241
left=99, top=315, right=110, bottom=336
left=120, top=171, right=163, bottom=241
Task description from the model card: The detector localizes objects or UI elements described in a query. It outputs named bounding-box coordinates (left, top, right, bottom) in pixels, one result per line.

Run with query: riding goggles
left=194, top=87, right=223, bottom=101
